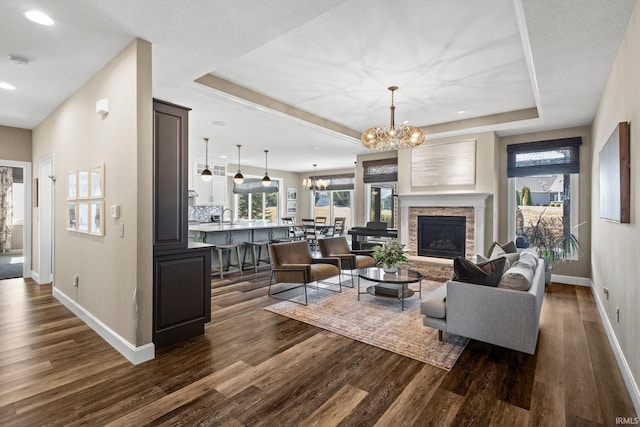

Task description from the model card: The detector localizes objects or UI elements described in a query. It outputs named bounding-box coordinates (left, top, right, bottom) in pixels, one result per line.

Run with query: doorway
left=0, top=160, right=32, bottom=280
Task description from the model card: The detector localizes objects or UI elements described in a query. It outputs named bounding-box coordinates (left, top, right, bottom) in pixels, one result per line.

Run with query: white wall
left=590, top=0, right=640, bottom=411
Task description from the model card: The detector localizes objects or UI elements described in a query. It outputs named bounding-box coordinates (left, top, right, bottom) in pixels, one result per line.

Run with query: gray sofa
left=421, top=255, right=545, bottom=355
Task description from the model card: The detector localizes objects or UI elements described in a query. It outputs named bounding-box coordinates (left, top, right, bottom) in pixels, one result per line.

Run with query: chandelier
left=361, top=86, right=425, bottom=151
left=302, top=164, right=327, bottom=191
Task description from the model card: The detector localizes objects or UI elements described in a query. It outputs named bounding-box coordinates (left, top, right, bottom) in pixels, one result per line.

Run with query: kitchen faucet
left=221, top=208, right=233, bottom=225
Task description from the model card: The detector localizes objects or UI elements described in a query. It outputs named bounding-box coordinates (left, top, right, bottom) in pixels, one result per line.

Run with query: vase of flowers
left=371, top=241, right=408, bottom=273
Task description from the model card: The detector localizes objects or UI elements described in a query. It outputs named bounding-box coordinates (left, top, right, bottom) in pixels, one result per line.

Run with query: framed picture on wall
left=89, top=201, right=105, bottom=236
left=77, top=202, right=89, bottom=233
left=67, top=203, right=77, bottom=231
left=287, top=201, right=297, bottom=215
left=287, top=187, right=297, bottom=201
left=78, top=170, right=89, bottom=198
left=90, top=165, right=104, bottom=198
left=67, top=172, right=77, bottom=200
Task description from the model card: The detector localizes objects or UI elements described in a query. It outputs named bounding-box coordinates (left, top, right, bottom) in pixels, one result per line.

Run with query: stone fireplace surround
left=398, top=193, right=491, bottom=261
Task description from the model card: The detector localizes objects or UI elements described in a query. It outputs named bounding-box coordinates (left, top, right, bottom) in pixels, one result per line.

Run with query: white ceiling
left=0, top=0, right=636, bottom=174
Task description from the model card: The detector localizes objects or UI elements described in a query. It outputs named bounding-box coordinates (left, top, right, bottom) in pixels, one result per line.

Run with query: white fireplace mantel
left=398, top=192, right=491, bottom=256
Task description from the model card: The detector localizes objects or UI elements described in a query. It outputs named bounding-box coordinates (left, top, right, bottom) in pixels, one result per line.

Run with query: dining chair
left=332, top=217, right=346, bottom=236
left=301, top=218, right=319, bottom=249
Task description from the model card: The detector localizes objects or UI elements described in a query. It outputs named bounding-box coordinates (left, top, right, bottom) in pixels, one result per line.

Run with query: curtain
left=232, top=178, right=279, bottom=194
left=363, top=158, right=398, bottom=183
left=0, top=167, right=13, bottom=253
left=507, top=137, right=581, bottom=177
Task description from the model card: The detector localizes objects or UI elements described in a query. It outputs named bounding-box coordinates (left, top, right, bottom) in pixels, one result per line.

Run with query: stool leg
left=217, top=248, right=224, bottom=279
left=252, top=244, right=259, bottom=273
left=236, top=246, right=243, bottom=276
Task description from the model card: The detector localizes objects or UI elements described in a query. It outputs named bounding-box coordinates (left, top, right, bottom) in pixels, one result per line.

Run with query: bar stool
left=211, top=242, right=243, bottom=279
left=242, top=240, right=271, bottom=273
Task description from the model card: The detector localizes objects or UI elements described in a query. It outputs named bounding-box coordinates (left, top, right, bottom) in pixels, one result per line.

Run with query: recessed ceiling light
left=25, top=10, right=54, bottom=26
left=0, top=82, right=16, bottom=91
left=211, top=120, right=226, bottom=126
left=457, top=110, right=466, bottom=114
left=219, top=155, right=227, bottom=159
left=402, top=120, right=409, bottom=124
left=310, top=146, right=319, bottom=149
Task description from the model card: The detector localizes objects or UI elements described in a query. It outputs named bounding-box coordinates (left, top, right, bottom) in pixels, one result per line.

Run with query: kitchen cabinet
left=192, top=161, right=227, bottom=205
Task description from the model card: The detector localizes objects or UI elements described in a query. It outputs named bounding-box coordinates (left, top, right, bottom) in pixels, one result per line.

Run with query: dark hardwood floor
left=0, top=272, right=636, bottom=426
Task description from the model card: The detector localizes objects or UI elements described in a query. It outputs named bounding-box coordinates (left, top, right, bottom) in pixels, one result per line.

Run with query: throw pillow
left=487, top=241, right=518, bottom=258
left=453, top=256, right=506, bottom=287
left=488, top=243, right=506, bottom=259
left=498, top=261, right=534, bottom=291
left=501, top=241, right=518, bottom=254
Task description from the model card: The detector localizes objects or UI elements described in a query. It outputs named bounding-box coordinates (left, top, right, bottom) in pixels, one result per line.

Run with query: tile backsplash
left=188, top=205, right=223, bottom=222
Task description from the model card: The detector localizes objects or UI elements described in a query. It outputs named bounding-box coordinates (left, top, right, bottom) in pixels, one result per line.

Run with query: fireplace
left=418, top=215, right=466, bottom=259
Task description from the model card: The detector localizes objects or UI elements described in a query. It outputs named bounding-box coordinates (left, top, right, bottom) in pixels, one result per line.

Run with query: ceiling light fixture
left=25, top=10, right=54, bottom=26
left=233, top=144, right=244, bottom=184
left=201, top=138, right=212, bottom=182
left=361, top=86, right=425, bottom=151
left=302, top=164, right=327, bottom=191
left=8, top=56, right=29, bottom=66
left=0, top=82, right=16, bottom=91
left=262, top=150, right=271, bottom=186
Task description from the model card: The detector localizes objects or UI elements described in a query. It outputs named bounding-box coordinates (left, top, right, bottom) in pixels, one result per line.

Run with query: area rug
left=264, top=279, right=468, bottom=371
left=0, top=261, right=23, bottom=280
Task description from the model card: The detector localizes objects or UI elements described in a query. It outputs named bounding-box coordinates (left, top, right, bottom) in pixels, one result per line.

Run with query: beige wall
left=590, top=0, right=640, bottom=404
left=499, top=126, right=592, bottom=278
left=0, top=125, right=32, bottom=162
left=396, top=131, right=498, bottom=251
left=31, top=39, right=153, bottom=347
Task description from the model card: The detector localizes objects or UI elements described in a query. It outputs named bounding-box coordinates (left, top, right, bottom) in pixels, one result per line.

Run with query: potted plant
left=371, top=241, right=408, bottom=273
left=523, top=210, right=583, bottom=283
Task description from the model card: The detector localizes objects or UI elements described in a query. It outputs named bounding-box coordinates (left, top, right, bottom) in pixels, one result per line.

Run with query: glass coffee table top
left=357, top=267, right=424, bottom=310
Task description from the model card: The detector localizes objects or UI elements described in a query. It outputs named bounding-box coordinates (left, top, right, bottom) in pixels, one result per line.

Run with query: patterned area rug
left=264, top=279, right=468, bottom=371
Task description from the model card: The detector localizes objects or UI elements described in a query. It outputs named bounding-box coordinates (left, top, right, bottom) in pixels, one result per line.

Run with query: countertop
left=188, top=222, right=289, bottom=232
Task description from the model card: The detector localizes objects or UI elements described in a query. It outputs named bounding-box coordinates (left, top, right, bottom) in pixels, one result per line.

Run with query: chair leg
left=438, top=330, right=443, bottom=341
left=268, top=270, right=275, bottom=296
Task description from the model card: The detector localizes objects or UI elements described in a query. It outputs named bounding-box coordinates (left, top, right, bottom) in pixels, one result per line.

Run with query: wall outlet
left=73, top=275, right=79, bottom=287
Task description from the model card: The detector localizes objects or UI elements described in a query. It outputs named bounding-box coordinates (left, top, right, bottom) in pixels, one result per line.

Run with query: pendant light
left=262, top=149, right=271, bottom=186
left=233, top=144, right=244, bottom=184
left=201, top=137, right=212, bottom=182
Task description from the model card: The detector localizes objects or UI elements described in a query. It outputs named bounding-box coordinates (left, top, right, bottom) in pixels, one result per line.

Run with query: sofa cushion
left=498, top=260, right=535, bottom=291
left=453, top=256, right=506, bottom=287
left=420, top=285, right=447, bottom=319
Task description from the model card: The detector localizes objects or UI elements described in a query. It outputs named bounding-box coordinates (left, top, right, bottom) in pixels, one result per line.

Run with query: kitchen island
left=189, top=221, right=290, bottom=272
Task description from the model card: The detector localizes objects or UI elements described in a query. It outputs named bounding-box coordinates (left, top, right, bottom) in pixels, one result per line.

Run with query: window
left=313, top=190, right=353, bottom=229
left=507, top=138, right=581, bottom=258
left=369, top=184, right=395, bottom=227
left=233, top=178, right=279, bottom=221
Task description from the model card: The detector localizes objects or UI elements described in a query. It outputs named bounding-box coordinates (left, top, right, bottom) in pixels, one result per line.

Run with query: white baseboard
left=550, top=274, right=591, bottom=286
left=31, top=270, right=41, bottom=284
left=53, top=287, right=155, bottom=365
left=590, top=280, right=640, bottom=416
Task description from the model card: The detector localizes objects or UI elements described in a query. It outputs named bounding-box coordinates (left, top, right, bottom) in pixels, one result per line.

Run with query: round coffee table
left=357, top=267, right=424, bottom=310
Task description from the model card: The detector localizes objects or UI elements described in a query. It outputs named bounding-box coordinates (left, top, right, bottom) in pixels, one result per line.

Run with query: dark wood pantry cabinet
left=152, top=99, right=211, bottom=348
